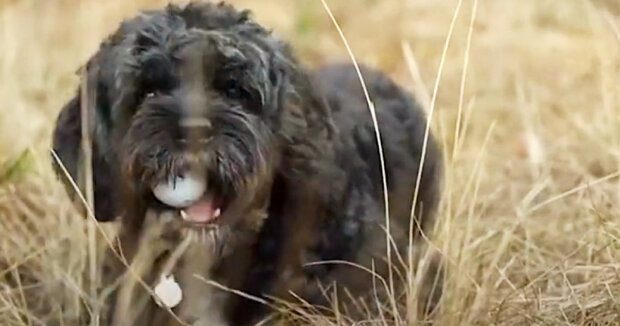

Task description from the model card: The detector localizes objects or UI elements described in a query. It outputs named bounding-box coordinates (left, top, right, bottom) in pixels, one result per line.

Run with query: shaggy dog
left=52, top=2, right=442, bottom=325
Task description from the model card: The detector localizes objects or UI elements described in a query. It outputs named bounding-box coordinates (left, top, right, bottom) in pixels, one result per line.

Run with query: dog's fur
left=52, top=2, right=443, bottom=325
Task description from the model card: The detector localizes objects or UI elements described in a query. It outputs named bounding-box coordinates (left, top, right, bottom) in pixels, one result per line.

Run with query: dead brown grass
left=1, top=0, right=619, bottom=325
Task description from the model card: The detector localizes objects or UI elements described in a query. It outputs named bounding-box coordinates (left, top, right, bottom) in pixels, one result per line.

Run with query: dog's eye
left=219, top=79, right=251, bottom=101
left=142, top=90, right=162, bottom=101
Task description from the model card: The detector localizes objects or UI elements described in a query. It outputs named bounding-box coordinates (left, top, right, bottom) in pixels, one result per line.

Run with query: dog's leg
left=173, top=235, right=229, bottom=326
left=102, top=211, right=184, bottom=326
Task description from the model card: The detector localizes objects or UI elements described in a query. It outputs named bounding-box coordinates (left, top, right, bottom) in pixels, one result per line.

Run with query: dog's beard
left=178, top=214, right=232, bottom=257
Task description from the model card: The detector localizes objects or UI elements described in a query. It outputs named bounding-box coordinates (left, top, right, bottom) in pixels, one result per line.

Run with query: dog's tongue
left=184, top=196, right=220, bottom=223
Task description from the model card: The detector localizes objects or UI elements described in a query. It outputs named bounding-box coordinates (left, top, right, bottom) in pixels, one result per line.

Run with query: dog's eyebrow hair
left=179, top=117, right=212, bottom=128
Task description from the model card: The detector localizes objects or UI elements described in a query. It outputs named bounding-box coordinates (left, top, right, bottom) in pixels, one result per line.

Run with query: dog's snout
left=179, top=116, right=212, bottom=129
left=179, top=116, right=214, bottom=145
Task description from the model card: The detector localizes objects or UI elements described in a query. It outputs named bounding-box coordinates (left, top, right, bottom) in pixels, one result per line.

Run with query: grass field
left=1, top=0, right=619, bottom=325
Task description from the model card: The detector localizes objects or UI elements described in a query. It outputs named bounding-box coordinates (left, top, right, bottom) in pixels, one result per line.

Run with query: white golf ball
left=152, top=173, right=206, bottom=208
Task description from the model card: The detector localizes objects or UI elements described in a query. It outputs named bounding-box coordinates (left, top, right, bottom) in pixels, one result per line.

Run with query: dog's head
left=52, top=3, right=332, bottom=251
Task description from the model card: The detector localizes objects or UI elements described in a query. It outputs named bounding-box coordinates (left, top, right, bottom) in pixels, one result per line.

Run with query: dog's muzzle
left=148, top=115, right=225, bottom=227
left=152, top=171, right=227, bottom=227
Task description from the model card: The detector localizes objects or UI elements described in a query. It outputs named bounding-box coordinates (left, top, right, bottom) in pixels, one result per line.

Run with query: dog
left=52, top=2, right=443, bottom=325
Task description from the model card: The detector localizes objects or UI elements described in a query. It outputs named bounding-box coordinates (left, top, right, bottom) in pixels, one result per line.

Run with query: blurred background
left=0, top=0, right=619, bottom=325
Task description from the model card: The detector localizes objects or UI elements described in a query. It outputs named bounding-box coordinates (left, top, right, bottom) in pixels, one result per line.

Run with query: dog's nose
left=179, top=116, right=214, bottom=145
left=179, top=117, right=212, bottom=129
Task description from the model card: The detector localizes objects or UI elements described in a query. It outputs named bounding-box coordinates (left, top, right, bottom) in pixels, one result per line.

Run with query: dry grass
left=1, top=0, right=620, bottom=325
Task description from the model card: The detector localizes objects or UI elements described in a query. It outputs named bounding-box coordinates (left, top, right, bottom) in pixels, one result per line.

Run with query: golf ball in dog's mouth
left=152, top=173, right=206, bottom=208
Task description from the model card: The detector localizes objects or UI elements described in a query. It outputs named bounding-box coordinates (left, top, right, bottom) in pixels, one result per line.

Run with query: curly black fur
left=52, top=2, right=443, bottom=325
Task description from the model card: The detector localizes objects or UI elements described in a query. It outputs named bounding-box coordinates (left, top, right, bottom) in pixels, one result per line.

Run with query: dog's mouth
left=178, top=193, right=227, bottom=227
left=151, top=172, right=230, bottom=228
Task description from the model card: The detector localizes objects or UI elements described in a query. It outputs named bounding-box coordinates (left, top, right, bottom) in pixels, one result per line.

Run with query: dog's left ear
left=52, top=68, right=119, bottom=222
left=270, top=50, right=335, bottom=179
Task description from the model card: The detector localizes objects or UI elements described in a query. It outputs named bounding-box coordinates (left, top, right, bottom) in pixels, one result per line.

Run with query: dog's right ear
left=52, top=87, right=119, bottom=222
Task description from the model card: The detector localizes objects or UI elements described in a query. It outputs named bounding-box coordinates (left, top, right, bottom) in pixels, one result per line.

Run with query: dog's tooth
left=180, top=210, right=188, bottom=221
left=214, top=208, right=221, bottom=218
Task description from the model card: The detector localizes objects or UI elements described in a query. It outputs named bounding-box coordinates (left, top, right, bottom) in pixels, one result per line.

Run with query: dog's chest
left=108, top=211, right=235, bottom=326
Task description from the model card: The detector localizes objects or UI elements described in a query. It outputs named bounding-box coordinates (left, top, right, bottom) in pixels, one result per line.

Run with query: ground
left=0, top=0, right=619, bottom=325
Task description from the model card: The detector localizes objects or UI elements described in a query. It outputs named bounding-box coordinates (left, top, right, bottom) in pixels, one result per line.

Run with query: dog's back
left=314, top=63, right=442, bottom=242
left=308, top=63, right=443, bottom=315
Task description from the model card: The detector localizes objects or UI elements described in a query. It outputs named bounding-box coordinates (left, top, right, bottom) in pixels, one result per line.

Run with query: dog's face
left=122, top=30, right=279, bottom=240
left=52, top=5, right=330, bottom=254
left=120, top=25, right=285, bottom=229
